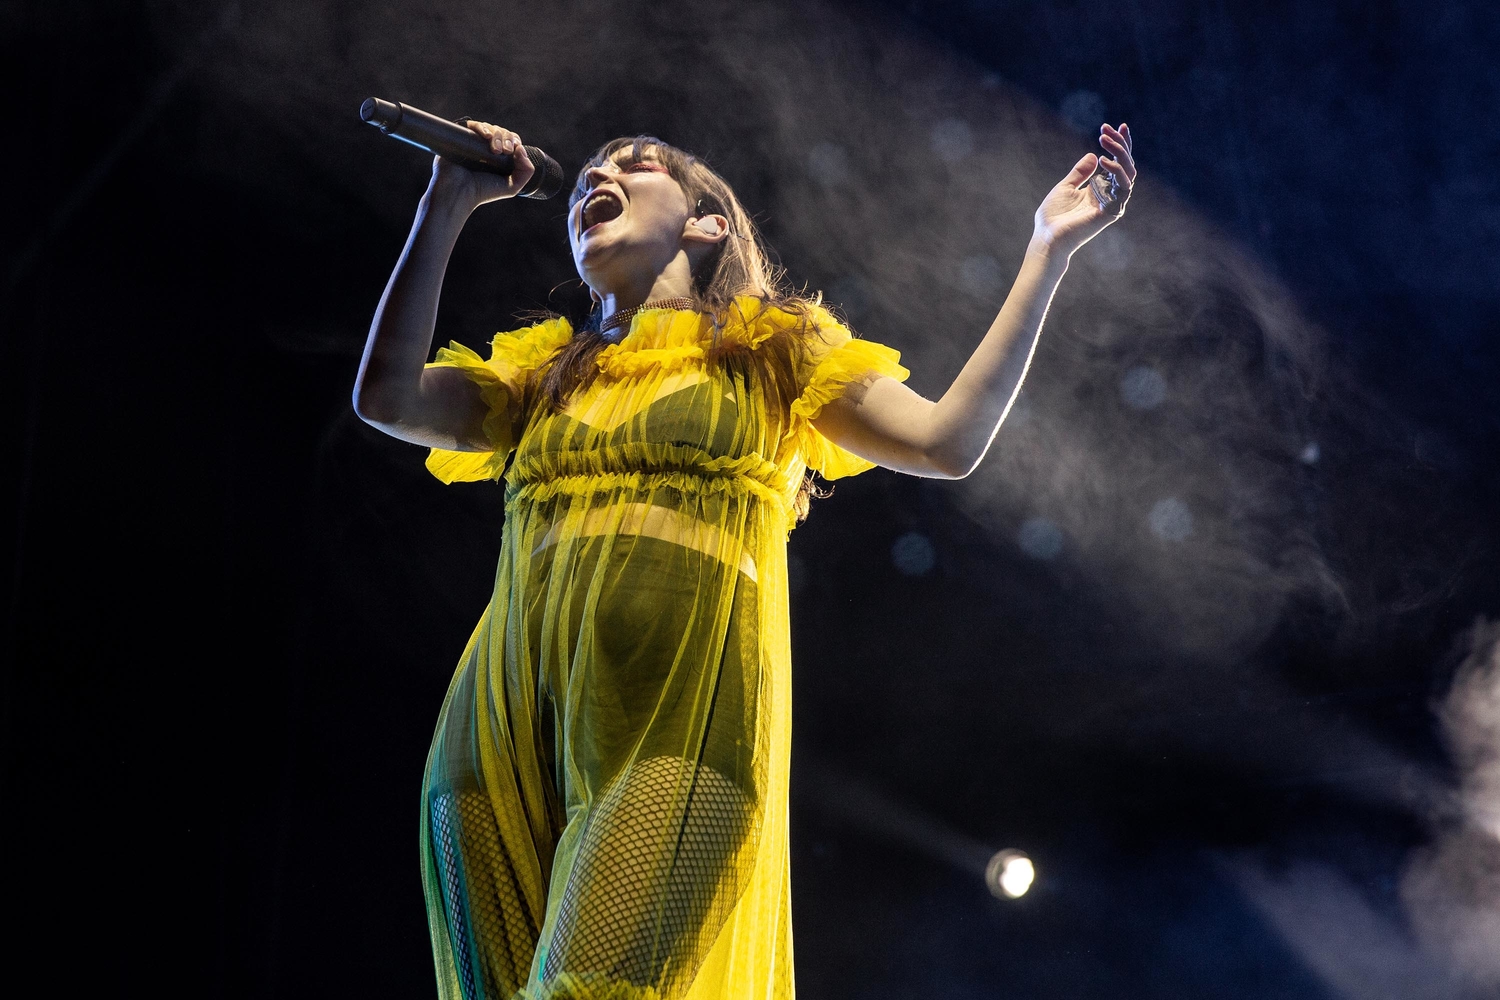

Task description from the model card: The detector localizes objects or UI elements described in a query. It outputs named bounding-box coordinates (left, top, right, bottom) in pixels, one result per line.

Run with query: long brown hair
left=533, top=136, right=835, bottom=517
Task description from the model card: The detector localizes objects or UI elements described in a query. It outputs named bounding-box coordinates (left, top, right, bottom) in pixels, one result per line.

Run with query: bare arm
left=352, top=122, right=536, bottom=451
left=814, top=123, right=1137, bottom=479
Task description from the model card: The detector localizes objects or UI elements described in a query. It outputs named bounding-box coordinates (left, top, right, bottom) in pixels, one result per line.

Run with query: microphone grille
left=520, top=146, right=565, bottom=200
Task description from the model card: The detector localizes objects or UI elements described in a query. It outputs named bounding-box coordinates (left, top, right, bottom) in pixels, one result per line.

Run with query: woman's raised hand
left=1032, top=123, right=1136, bottom=257
left=427, top=120, right=538, bottom=212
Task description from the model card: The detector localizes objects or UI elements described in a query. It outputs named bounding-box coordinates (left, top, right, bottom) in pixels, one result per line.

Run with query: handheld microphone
left=359, top=98, right=564, bottom=200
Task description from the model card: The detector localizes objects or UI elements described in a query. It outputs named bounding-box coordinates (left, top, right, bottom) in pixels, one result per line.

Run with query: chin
left=575, top=236, right=639, bottom=282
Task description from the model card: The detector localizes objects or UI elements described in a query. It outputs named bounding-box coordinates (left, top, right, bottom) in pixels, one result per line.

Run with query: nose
left=584, top=162, right=618, bottom=188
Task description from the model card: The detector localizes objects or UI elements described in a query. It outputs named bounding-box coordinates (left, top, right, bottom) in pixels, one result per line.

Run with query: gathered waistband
left=506, top=468, right=792, bottom=519
left=529, top=501, right=759, bottom=582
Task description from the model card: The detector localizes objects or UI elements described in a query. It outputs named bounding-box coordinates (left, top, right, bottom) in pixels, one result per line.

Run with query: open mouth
left=580, top=191, right=623, bottom=235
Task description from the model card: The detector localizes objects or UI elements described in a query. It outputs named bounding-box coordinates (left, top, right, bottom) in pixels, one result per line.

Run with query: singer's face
left=569, top=149, right=694, bottom=287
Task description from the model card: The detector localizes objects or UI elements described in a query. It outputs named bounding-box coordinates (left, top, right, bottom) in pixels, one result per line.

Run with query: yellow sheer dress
left=418, top=298, right=907, bottom=1000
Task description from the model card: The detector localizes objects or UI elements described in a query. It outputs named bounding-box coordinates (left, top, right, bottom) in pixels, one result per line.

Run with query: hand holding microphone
left=359, top=98, right=564, bottom=209
left=440, top=120, right=538, bottom=209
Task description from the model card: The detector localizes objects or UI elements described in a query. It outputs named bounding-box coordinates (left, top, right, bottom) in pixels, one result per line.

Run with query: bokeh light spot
left=891, top=531, right=936, bottom=576
left=1060, top=88, right=1106, bottom=134
left=1300, top=441, right=1321, bottom=465
left=1017, top=517, right=1063, bottom=560
left=1120, top=365, right=1167, bottom=410
left=959, top=254, right=1001, bottom=297
left=930, top=118, right=974, bottom=162
left=807, top=141, right=850, bottom=186
left=1149, top=497, right=1194, bottom=542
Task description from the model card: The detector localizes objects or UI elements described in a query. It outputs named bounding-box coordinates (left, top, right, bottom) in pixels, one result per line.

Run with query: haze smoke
left=126, top=0, right=1495, bottom=988
left=1401, top=619, right=1500, bottom=987
left=1231, top=619, right=1500, bottom=998
left=1232, top=860, right=1460, bottom=1000
left=144, top=0, right=1456, bottom=666
left=798, top=756, right=995, bottom=878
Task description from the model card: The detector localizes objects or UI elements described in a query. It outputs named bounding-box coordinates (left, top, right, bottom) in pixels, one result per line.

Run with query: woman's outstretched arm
left=813, top=122, right=1136, bottom=479
left=353, top=122, right=536, bottom=451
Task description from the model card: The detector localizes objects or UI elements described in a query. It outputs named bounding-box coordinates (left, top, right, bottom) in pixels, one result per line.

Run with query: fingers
left=1065, top=152, right=1100, bottom=187
left=449, top=120, right=534, bottom=200
left=1099, top=123, right=1137, bottom=183
left=1076, top=124, right=1132, bottom=218
left=1092, top=122, right=1135, bottom=218
left=464, top=120, right=523, bottom=155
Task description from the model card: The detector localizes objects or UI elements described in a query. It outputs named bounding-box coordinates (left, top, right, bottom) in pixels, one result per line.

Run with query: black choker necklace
left=599, top=297, right=696, bottom=336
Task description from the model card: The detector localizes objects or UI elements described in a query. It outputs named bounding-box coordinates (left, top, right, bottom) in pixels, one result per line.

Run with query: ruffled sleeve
left=423, top=317, right=573, bottom=484
left=789, top=305, right=909, bottom=480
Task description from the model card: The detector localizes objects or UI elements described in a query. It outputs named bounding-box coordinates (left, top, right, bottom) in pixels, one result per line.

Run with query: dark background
left=4, top=1, right=1498, bottom=997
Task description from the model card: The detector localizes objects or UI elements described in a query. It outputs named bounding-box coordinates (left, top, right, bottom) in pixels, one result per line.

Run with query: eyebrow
left=611, top=150, right=664, bottom=167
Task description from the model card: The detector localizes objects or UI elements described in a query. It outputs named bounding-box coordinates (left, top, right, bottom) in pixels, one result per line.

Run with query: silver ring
left=1089, top=165, right=1124, bottom=213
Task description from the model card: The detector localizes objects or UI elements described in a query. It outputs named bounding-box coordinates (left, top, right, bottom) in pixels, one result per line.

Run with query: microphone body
left=360, top=98, right=564, bottom=200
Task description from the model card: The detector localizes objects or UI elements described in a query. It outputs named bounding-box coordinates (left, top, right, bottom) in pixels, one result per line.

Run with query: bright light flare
left=985, top=849, right=1035, bottom=899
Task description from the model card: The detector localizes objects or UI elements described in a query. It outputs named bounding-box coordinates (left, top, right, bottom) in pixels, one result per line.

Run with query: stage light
left=986, top=849, right=1035, bottom=899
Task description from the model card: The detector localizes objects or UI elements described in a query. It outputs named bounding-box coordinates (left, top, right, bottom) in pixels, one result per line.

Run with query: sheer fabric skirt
left=420, top=488, right=789, bottom=1000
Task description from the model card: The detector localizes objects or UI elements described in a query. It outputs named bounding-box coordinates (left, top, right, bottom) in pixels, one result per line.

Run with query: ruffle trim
left=596, top=296, right=806, bottom=376
left=423, top=317, right=573, bottom=484
left=790, top=338, right=908, bottom=423
left=511, top=445, right=788, bottom=493
left=422, top=303, right=908, bottom=485
left=724, top=295, right=802, bottom=350
left=490, top=316, right=575, bottom=374
left=791, top=338, right=909, bottom=480
left=508, top=468, right=793, bottom=519
left=596, top=342, right=705, bottom=378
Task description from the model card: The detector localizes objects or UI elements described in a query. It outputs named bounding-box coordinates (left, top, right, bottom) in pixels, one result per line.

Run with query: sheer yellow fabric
left=418, top=298, right=907, bottom=1000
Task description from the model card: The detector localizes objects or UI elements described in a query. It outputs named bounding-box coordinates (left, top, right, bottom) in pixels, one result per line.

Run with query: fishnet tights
left=431, top=790, right=541, bottom=1000
left=541, top=755, right=754, bottom=998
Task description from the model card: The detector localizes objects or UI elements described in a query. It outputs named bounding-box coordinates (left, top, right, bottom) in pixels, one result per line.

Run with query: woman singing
left=354, top=120, right=1135, bottom=1000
